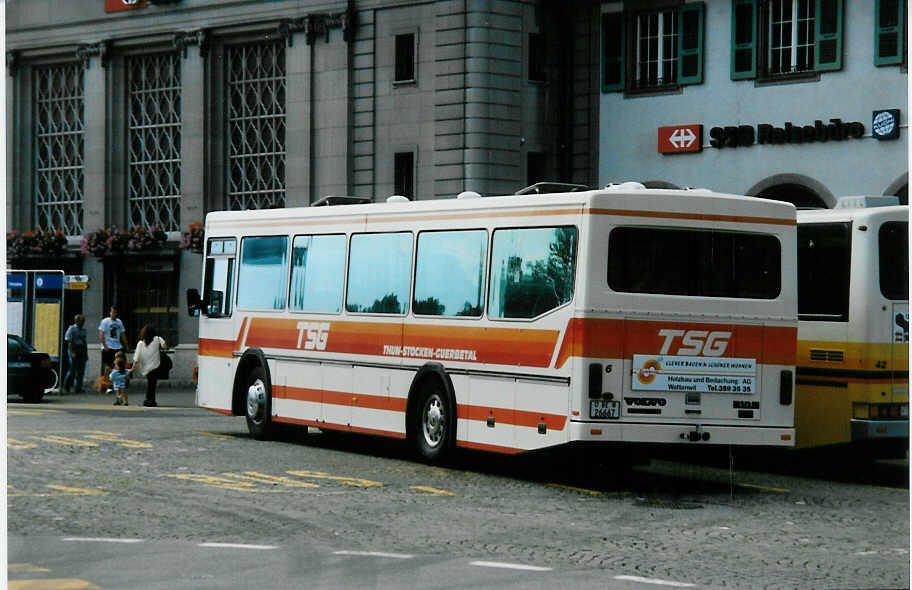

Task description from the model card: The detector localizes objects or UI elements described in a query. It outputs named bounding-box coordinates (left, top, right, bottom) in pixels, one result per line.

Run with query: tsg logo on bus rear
left=658, top=329, right=732, bottom=356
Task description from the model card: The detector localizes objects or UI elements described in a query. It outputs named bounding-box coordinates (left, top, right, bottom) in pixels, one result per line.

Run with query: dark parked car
left=7, top=334, right=56, bottom=403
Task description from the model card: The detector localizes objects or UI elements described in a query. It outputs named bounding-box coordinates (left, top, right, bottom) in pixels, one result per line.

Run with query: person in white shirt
left=98, top=306, right=128, bottom=377
left=132, top=323, right=168, bottom=407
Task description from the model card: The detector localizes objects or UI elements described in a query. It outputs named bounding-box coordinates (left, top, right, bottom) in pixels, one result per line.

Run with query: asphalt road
left=6, top=388, right=910, bottom=589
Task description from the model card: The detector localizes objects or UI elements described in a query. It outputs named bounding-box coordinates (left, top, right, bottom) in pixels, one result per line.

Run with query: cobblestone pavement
left=7, top=389, right=910, bottom=589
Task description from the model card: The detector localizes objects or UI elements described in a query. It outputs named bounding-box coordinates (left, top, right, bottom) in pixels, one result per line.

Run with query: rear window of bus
left=607, top=227, right=781, bottom=299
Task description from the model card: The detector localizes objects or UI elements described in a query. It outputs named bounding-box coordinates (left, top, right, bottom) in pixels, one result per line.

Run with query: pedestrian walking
left=109, top=356, right=132, bottom=406
left=63, top=314, right=88, bottom=392
left=132, top=323, right=168, bottom=407
left=98, top=306, right=128, bottom=378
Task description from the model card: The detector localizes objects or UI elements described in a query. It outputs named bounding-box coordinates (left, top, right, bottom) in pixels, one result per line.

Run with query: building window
left=529, top=33, right=546, bottom=82
left=602, top=3, right=704, bottom=93
left=768, top=0, right=816, bottom=74
left=527, top=152, right=546, bottom=186
left=875, top=0, right=907, bottom=66
left=731, top=0, right=843, bottom=80
left=395, top=33, right=416, bottom=82
left=127, top=52, right=182, bottom=231
left=226, top=41, right=286, bottom=210
left=636, top=10, right=679, bottom=87
left=33, top=63, right=85, bottom=236
left=394, top=152, right=414, bottom=198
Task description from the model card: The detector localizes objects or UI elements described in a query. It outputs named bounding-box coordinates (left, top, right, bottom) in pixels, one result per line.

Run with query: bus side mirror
left=187, top=289, right=203, bottom=317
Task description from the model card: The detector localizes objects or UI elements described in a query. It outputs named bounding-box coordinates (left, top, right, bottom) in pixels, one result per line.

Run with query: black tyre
left=412, top=380, right=455, bottom=462
left=245, top=366, right=273, bottom=439
left=21, top=384, right=44, bottom=404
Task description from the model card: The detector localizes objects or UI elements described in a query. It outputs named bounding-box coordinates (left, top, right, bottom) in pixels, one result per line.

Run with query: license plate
left=590, top=399, right=620, bottom=419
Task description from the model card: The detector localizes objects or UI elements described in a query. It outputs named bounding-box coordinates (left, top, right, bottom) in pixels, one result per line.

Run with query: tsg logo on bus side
left=658, top=329, right=732, bottom=357
left=296, top=322, right=330, bottom=351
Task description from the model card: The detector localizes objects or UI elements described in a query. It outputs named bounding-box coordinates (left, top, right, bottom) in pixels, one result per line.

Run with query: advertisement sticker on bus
left=632, top=354, right=758, bottom=394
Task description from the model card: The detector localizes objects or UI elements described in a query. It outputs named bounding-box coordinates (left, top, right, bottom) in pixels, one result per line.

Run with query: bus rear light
left=591, top=428, right=602, bottom=436
left=781, top=434, right=792, bottom=441
left=853, top=403, right=909, bottom=420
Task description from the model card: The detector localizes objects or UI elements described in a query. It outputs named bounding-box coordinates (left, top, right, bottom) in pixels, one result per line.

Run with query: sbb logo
left=658, top=329, right=731, bottom=357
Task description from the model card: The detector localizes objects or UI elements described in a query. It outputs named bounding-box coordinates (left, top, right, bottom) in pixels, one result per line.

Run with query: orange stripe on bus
left=228, top=205, right=792, bottom=229
left=275, top=385, right=566, bottom=430
left=198, top=317, right=249, bottom=358
left=241, top=318, right=559, bottom=367
left=587, top=208, right=796, bottom=226
left=275, top=385, right=408, bottom=413
left=456, top=440, right=524, bottom=455
left=554, top=318, right=796, bottom=368
left=459, top=404, right=567, bottom=430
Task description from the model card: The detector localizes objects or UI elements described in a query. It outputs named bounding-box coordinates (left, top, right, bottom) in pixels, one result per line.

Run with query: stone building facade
left=5, top=0, right=601, bottom=383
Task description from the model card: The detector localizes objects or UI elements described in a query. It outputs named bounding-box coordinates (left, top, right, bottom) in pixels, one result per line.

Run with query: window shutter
left=602, top=12, right=625, bottom=92
left=678, top=3, right=705, bottom=85
left=875, top=0, right=904, bottom=66
left=731, top=0, right=757, bottom=80
left=815, top=0, right=843, bottom=71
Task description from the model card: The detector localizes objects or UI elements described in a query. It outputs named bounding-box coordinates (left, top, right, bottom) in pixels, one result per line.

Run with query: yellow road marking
left=30, top=435, right=98, bottom=447
left=84, top=432, right=152, bottom=448
left=8, top=485, right=108, bottom=497
left=7, top=438, right=38, bottom=449
left=736, top=483, right=790, bottom=494
left=9, top=579, right=101, bottom=590
left=287, top=470, right=383, bottom=488
left=196, top=431, right=238, bottom=439
left=7, top=408, right=59, bottom=415
left=8, top=564, right=50, bottom=573
left=45, top=485, right=108, bottom=496
left=224, top=472, right=320, bottom=488
left=410, top=485, right=456, bottom=496
left=165, top=473, right=284, bottom=493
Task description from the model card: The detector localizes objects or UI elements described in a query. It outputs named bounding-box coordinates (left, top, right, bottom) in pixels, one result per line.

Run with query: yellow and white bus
left=795, top=197, right=909, bottom=453
left=188, top=184, right=798, bottom=462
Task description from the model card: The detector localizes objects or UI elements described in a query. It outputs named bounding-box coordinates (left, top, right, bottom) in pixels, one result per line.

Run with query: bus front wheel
left=413, top=382, right=454, bottom=462
left=245, top=366, right=272, bottom=439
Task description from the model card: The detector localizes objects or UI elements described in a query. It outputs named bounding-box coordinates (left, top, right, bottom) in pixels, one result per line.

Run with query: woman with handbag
left=133, top=324, right=169, bottom=407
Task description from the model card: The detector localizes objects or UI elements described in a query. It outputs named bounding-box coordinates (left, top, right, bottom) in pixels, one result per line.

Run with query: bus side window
left=203, top=238, right=237, bottom=318
left=346, top=232, right=413, bottom=314
left=290, top=234, right=346, bottom=313
left=879, top=221, right=908, bottom=301
left=414, top=229, right=487, bottom=317
left=489, top=226, right=577, bottom=319
left=237, top=236, right=289, bottom=311
left=797, top=223, right=851, bottom=321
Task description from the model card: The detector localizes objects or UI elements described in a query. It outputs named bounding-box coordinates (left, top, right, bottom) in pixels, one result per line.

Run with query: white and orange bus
left=188, top=184, right=798, bottom=462
left=795, top=197, right=909, bottom=454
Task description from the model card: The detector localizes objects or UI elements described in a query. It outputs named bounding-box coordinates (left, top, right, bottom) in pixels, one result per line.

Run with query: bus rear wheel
left=245, top=366, right=272, bottom=439
left=413, top=382, right=454, bottom=462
